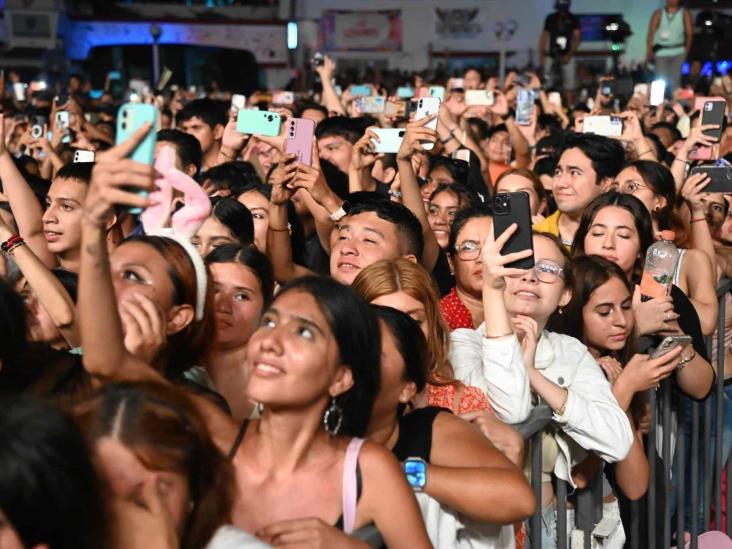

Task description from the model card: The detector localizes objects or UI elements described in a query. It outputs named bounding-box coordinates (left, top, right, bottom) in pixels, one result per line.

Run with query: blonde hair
left=352, top=259, right=455, bottom=385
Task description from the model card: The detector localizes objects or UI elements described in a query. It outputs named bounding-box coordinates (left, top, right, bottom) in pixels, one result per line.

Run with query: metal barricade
left=522, top=280, right=732, bottom=549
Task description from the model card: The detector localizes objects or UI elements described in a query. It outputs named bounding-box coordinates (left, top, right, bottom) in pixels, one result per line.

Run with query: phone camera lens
left=121, top=122, right=127, bottom=131
left=267, top=115, right=274, bottom=121
left=399, top=130, right=405, bottom=137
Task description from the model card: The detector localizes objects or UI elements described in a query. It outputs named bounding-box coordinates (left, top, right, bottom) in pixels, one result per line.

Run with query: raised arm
left=0, top=114, right=57, bottom=267
left=0, top=218, right=79, bottom=347
left=396, top=116, right=441, bottom=272
left=315, top=56, right=346, bottom=116
left=79, top=125, right=158, bottom=382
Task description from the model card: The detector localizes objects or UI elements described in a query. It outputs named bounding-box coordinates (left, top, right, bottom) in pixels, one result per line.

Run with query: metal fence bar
left=704, top=368, right=713, bottom=530
left=530, top=430, right=543, bottom=549
left=556, top=479, right=568, bottom=549
left=716, top=289, right=728, bottom=531
left=648, top=385, right=658, bottom=549
left=727, top=453, right=732, bottom=535
left=692, top=399, right=700, bottom=549
left=676, top=388, right=685, bottom=545
left=630, top=499, right=639, bottom=549
left=662, top=379, right=672, bottom=547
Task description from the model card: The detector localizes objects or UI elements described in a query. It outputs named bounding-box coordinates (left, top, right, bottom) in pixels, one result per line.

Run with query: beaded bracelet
left=1, top=234, right=23, bottom=254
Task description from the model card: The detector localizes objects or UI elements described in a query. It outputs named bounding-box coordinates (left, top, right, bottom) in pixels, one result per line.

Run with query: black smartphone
left=492, top=192, right=535, bottom=270
left=701, top=101, right=726, bottom=140
left=690, top=165, right=732, bottom=193
left=55, top=93, right=69, bottom=108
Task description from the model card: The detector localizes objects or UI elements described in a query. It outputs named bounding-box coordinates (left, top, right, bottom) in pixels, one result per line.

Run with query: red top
left=427, top=383, right=493, bottom=414
left=439, top=287, right=474, bottom=331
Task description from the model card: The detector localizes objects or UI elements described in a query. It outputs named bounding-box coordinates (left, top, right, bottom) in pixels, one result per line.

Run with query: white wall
left=296, top=0, right=668, bottom=71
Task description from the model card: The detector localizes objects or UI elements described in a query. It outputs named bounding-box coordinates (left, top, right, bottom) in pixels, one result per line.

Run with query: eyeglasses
left=530, top=259, right=565, bottom=283
left=455, top=239, right=481, bottom=261
left=614, top=180, right=648, bottom=194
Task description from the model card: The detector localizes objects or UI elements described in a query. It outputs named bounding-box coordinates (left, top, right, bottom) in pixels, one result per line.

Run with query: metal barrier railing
left=523, top=279, right=732, bottom=549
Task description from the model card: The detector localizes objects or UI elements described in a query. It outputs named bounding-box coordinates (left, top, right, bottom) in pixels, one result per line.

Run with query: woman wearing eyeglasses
left=448, top=225, right=633, bottom=546
left=614, top=160, right=718, bottom=335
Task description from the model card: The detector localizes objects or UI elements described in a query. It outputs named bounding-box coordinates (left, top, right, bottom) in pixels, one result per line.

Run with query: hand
left=480, top=223, right=533, bottom=290
left=351, top=127, right=382, bottom=171
left=315, top=55, right=336, bottom=82
left=120, top=293, right=168, bottom=365
left=269, top=156, right=298, bottom=206
left=221, top=114, right=249, bottom=155
left=0, top=113, right=9, bottom=156
left=615, top=111, right=644, bottom=142
left=460, top=410, right=524, bottom=465
left=632, top=285, right=678, bottom=336
left=620, top=347, right=684, bottom=392
left=257, top=518, right=366, bottom=549
left=681, top=172, right=711, bottom=215
left=681, top=123, right=720, bottom=156
left=396, top=115, right=437, bottom=161
left=597, top=356, right=624, bottom=384
left=489, top=91, right=509, bottom=118
left=444, top=94, right=468, bottom=118
left=646, top=50, right=655, bottom=64
left=290, top=162, right=336, bottom=209
left=111, top=477, right=179, bottom=549
left=512, top=314, right=540, bottom=370
left=84, top=123, right=156, bottom=228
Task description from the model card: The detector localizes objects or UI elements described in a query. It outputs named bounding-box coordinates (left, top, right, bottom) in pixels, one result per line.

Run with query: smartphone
left=415, top=97, right=440, bottom=151
left=385, top=100, right=407, bottom=117
left=515, top=89, right=535, bottom=126
left=634, top=83, right=649, bottom=97
left=55, top=111, right=71, bottom=143
left=689, top=165, right=732, bottom=193
left=688, top=145, right=714, bottom=161
left=231, top=94, right=246, bottom=111
left=311, top=52, right=324, bottom=68
left=73, top=150, right=96, bottom=163
left=583, top=115, right=623, bottom=137
left=236, top=109, right=281, bottom=137
left=429, top=86, right=445, bottom=101
left=30, top=115, right=46, bottom=139
left=272, top=91, right=295, bottom=105
left=447, top=78, right=464, bottom=91
left=492, top=192, right=534, bottom=270
left=701, top=101, right=726, bottom=140
left=55, top=94, right=69, bottom=108
left=355, top=96, right=385, bottom=114
left=13, top=83, right=26, bottom=102
left=694, top=96, right=724, bottom=112
left=116, top=103, right=158, bottom=213
left=452, top=148, right=471, bottom=164
left=350, top=85, right=372, bottom=98
left=548, top=92, right=562, bottom=108
left=465, top=89, right=495, bottom=106
left=396, top=86, right=415, bottom=99
left=650, top=335, right=692, bottom=359
left=284, top=118, right=315, bottom=165
left=371, top=128, right=405, bottom=154
left=650, top=79, right=666, bottom=107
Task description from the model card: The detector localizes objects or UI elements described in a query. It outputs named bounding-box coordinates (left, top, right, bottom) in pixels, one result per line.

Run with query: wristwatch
left=329, top=201, right=350, bottom=222
left=403, top=457, right=428, bottom=492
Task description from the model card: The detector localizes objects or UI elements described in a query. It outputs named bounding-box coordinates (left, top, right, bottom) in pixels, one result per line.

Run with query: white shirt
left=206, top=525, right=273, bottom=549
left=449, top=327, right=634, bottom=486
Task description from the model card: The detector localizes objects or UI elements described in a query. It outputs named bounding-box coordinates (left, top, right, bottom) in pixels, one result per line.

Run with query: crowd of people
left=2, top=7, right=732, bottom=546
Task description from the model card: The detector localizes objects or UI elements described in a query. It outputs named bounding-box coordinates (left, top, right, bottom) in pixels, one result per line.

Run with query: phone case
left=284, top=118, right=315, bottom=165
left=236, top=109, right=282, bottom=137
left=371, top=128, right=405, bottom=154
left=701, top=101, right=726, bottom=140
left=516, top=90, right=535, bottom=126
left=355, top=96, right=385, bottom=114
left=384, top=100, right=406, bottom=117
left=465, top=90, right=494, bottom=106
left=690, top=166, right=732, bottom=193
left=492, top=192, right=534, bottom=270
left=429, top=86, right=445, bottom=101
left=583, top=116, right=623, bottom=137
left=650, top=335, right=692, bottom=359
left=273, top=91, right=294, bottom=105
left=116, top=104, right=158, bottom=165
left=350, top=85, right=371, bottom=97
left=116, top=103, right=158, bottom=213
left=74, top=150, right=95, bottom=163
left=415, top=97, right=440, bottom=151
left=650, top=80, right=666, bottom=106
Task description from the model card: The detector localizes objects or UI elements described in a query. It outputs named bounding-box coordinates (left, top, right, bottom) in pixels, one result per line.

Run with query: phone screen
left=516, top=90, right=535, bottom=126
left=650, top=80, right=666, bottom=106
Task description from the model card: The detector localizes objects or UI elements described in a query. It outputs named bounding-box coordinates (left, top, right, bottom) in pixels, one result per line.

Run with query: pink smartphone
left=285, top=118, right=315, bottom=165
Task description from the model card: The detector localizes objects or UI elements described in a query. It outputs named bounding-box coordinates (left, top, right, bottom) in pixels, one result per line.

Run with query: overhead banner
left=435, top=8, right=483, bottom=40
left=320, top=10, right=401, bottom=51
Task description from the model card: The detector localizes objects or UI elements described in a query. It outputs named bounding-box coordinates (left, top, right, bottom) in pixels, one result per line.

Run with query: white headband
left=154, top=228, right=207, bottom=321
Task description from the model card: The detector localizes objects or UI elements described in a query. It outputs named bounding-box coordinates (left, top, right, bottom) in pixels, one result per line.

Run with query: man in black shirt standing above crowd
left=539, top=0, right=581, bottom=103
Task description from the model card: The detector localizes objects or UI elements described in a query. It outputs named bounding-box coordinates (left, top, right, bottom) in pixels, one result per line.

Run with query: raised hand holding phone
left=481, top=223, right=533, bottom=291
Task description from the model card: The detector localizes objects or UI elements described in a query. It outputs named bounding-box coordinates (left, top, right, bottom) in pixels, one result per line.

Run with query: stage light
left=287, top=21, right=297, bottom=50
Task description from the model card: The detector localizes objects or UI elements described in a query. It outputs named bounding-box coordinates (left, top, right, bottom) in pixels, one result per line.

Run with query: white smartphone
left=634, top=83, right=649, bottom=97
left=371, top=128, right=405, bottom=154
left=73, top=150, right=95, bottom=163
left=465, top=89, right=495, bottom=106
left=515, top=89, right=535, bottom=126
left=548, top=92, right=562, bottom=108
left=452, top=148, right=471, bottom=164
left=414, top=97, right=440, bottom=151
left=650, top=79, right=666, bottom=106
left=13, top=83, right=26, bottom=102
left=231, top=94, right=246, bottom=111
left=583, top=115, right=623, bottom=137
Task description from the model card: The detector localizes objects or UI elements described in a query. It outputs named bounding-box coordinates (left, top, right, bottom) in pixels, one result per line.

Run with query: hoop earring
left=323, top=398, right=343, bottom=436
left=558, top=306, right=564, bottom=315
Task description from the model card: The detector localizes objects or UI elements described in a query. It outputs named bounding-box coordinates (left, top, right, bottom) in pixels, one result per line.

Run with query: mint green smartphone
left=116, top=103, right=158, bottom=213
left=236, top=109, right=281, bottom=137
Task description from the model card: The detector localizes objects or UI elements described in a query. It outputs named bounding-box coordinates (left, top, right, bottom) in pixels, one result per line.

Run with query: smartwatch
left=403, top=457, right=428, bottom=492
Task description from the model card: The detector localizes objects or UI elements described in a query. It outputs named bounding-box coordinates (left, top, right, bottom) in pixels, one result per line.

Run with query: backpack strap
left=342, top=437, right=366, bottom=534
